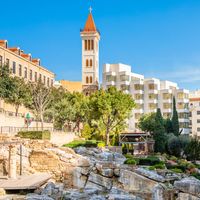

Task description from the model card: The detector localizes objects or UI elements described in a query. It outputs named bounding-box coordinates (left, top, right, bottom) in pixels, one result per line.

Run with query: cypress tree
left=153, top=108, right=167, bottom=153
left=172, top=97, right=180, bottom=136
left=164, top=118, right=173, bottom=133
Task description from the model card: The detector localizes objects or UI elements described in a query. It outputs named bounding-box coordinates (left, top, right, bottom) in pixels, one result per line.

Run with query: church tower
left=81, top=7, right=100, bottom=95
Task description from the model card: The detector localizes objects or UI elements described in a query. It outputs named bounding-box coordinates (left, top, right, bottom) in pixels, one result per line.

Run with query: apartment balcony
left=148, top=99, right=158, bottom=104
left=120, top=80, right=130, bottom=85
left=181, top=128, right=190, bottom=135
left=148, top=90, right=158, bottom=94
left=162, top=99, right=172, bottom=103
left=177, top=98, right=189, bottom=103
left=135, top=99, right=144, bottom=104
left=179, top=118, right=190, bottom=123
left=133, top=90, right=144, bottom=94
left=106, top=81, right=116, bottom=86
left=177, top=108, right=190, bottom=113
left=105, top=71, right=116, bottom=76
left=123, top=90, right=130, bottom=94
left=134, top=108, right=144, bottom=113
left=163, top=108, right=172, bottom=113
left=148, top=108, right=157, bottom=113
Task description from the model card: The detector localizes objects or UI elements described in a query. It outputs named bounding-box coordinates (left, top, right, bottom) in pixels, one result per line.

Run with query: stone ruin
left=0, top=135, right=200, bottom=199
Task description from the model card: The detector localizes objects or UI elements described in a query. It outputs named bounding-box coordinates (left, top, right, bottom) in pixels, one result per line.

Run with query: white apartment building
left=189, top=90, right=200, bottom=137
left=102, top=63, right=190, bottom=134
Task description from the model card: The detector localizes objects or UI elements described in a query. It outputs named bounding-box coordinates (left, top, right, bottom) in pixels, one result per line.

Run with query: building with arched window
left=81, top=8, right=100, bottom=95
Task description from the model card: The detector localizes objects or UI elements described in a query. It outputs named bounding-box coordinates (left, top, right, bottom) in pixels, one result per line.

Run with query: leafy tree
left=70, top=92, right=89, bottom=133
left=185, top=137, right=200, bottom=163
left=28, top=81, right=53, bottom=130
left=4, top=77, right=31, bottom=116
left=0, top=64, right=12, bottom=100
left=138, top=113, right=157, bottom=134
left=164, top=118, right=174, bottom=134
left=172, top=97, right=180, bottom=136
left=167, top=135, right=182, bottom=157
left=53, top=95, right=75, bottom=130
left=153, top=108, right=167, bottom=153
left=89, top=87, right=135, bottom=146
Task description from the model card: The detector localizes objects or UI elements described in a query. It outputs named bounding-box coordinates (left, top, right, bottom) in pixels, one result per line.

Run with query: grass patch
left=18, top=130, right=51, bottom=140
left=63, top=140, right=105, bottom=148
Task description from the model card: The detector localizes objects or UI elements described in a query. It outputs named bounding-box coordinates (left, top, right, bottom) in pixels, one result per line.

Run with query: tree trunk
left=40, top=112, right=44, bottom=131
left=15, top=105, right=19, bottom=117
left=106, top=125, right=110, bottom=146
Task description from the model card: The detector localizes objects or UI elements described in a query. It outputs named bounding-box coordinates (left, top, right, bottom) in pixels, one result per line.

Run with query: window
left=86, top=59, right=89, bottom=67
left=197, top=111, right=200, bottom=115
left=35, top=72, right=37, bottom=82
left=135, top=113, right=142, bottom=119
left=198, top=128, right=200, bottom=132
left=163, top=93, right=172, bottom=100
left=149, top=94, right=158, bottom=99
left=19, top=65, right=22, bottom=76
left=90, top=76, right=93, bottom=83
left=197, top=119, right=200, bottom=123
left=134, top=84, right=143, bottom=90
left=88, top=40, right=91, bottom=50
left=30, top=70, right=33, bottom=81
left=0, top=55, right=2, bottom=66
left=85, top=40, right=87, bottom=50
left=148, top=84, right=156, bottom=90
left=12, top=62, right=16, bottom=74
left=120, top=75, right=129, bottom=82
left=91, top=40, right=94, bottom=50
left=163, top=103, right=172, bottom=109
left=86, top=76, right=89, bottom=84
left=6, top=58, right=9, bottom=67
left=135, top=104, right=143, bottom=109
left=134, top=94, right=143, bottom=100
left=39, top=74, right=42, bottom=81
left=47, top=78, right=50, bottom=87
left=51, top=79, right=54, bottom=86
left=24, top=67, right=27, bottom=78
left=43, top=76, right=46, bottom=85
left=90, top=59, right=93, bottom=67
left=106, top=75, right=116, bottom=82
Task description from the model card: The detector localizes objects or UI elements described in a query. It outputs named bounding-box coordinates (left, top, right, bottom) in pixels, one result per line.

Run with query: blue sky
left=1, top=0, right=200, bottom=90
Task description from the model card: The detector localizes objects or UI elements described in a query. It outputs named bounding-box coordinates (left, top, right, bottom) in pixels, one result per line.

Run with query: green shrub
left=171, top=168, right=183, bottom=173
left=124, top=154, right=134, bottom=159
left=63, top=140, right=104, bottom=148
left=18, top=130, right=51, bottom=140
left=148, top=166, right=156, bottom=170
left=153, top=163, right=165, bottom=169
left=97, top=141, right=105, bottom=148
left=138, top=156, right=161, bottom=166
left=124, top=158, right=137, bottom=165
left=191, top=172, right=200, bottom=180
left=170, top=156, right=178, bottom=162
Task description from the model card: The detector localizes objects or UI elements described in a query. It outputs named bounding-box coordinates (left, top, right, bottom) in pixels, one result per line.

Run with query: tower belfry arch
left=80, top=7, right=100, bottom=95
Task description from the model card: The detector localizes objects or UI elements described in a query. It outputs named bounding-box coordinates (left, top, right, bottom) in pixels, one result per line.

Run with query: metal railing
left=0, top=126, right=54, bottom=134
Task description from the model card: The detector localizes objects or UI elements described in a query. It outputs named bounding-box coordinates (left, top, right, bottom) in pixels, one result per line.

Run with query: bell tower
left=81, top=7, right=100, bottom=95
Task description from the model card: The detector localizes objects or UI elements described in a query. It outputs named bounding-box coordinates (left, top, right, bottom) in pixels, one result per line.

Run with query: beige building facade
left=0, top=39, right=55, bottom=127
left=103, top=63, right=190, bottom=135
left=189, top=90, right=200, bottom=137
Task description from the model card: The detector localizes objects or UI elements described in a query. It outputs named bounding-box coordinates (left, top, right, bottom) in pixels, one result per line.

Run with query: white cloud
left=145, top=66, right=200, bottom=84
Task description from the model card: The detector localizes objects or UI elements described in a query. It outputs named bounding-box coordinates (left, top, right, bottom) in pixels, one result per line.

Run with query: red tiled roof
left=83, top=13, right=97, bottom=32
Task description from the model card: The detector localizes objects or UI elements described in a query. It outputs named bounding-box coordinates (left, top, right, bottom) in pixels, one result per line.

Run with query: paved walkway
left=0, top=173, right=51, bottom=190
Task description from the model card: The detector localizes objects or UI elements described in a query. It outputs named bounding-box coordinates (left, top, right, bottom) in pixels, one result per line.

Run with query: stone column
left=8, top=145, right=17, bottom=179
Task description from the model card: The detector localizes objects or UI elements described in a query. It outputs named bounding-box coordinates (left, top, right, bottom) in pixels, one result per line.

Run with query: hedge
left=18, top=130, right=51, bottom=140
left=63, top=140, right=105, bottom=148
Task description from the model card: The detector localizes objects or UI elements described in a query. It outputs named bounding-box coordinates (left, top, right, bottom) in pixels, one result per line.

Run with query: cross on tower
left=89, top=6, right=92, bottom=13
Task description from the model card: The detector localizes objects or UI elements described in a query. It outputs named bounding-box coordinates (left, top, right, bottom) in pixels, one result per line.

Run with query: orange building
left=58, top=80, right=82, bottom=93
